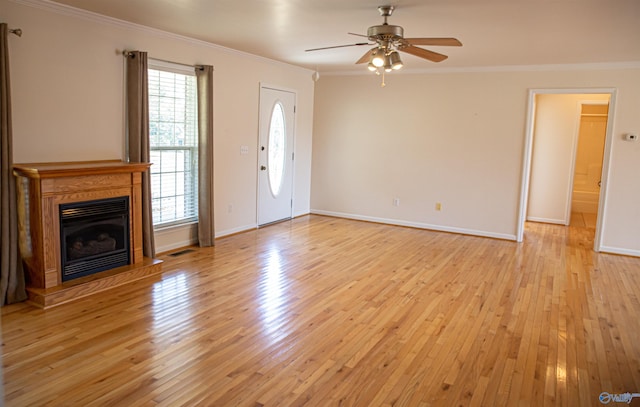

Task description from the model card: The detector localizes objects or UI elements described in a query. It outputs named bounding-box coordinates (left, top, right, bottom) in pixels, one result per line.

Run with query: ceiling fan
left=306, top=5, right=462, bottom=74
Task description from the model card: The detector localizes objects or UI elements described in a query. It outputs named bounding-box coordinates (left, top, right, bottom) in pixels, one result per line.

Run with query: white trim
left=323, top=61, right=640, bottom=76
left=10, top=0, right=312, bottom=72
left=148, top=58, right=197, bottom=76
left=599, top=246, right=640, bottom=258
left=13, top=1, right=640, bottom=76
left=293, top=210, right=310, bottom=218
left=526, top=217, right=566, bottom=225
left=580, top=100, right=610, bottom=107
left=259, top=83, right=299, bottom=95
left=517, top=90, right=536, bottom=242
left=215, top=214, right=311, bottom=238
left=215, top=224, right=257, bottom=239
left=154, top=220, right=198, bottom=232
left=311, top=209, right=517, bottom=241
left=594, top=92, right=617, bottom=251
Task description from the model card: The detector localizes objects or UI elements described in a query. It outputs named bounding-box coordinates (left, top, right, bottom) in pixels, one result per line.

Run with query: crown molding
left=403, top=61, right=640, bottom=74
left=322, top=61, right=640, bottom=76
left=9, top=0, right=313, bottom=72
left=10, top=0, right=639, bottom=76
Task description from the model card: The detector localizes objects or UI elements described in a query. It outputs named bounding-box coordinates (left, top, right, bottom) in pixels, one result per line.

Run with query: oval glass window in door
left=268, top=102, right=286, bottom=197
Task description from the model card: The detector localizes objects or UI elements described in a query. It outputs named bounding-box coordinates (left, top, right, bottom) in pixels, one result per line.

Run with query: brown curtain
left=196, top=65, right=215, bottom=247
left=125, top=51, right=155, bottom=258
left=0, top=23, right=27, bottom=305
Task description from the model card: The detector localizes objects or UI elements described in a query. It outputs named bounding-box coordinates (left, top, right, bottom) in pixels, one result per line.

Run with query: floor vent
left=168, top=249, right=195, bottom=257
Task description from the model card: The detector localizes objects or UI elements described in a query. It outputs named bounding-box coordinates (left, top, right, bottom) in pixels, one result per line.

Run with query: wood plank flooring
left=570, top=211, right=598, bottom=229
left=2, top=215, right=640, bottom=406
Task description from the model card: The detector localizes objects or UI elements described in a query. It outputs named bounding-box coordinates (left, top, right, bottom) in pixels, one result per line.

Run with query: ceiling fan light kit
left=388, top=50, right=403, bottom=70
left=371, top=47, right=386, bottom=67
left=305, top=5, right=462, bottom=86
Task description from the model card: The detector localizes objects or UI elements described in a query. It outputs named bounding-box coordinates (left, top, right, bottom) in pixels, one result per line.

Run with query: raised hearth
left=13, top=160, right=163, bottom=308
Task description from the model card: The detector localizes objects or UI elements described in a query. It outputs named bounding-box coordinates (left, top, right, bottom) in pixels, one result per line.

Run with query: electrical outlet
left=228, top=204, right=233, bottom=213
left=435, top=202, right=442, bottom=211
left=240, top=145, right=249, bottom=155
left=393, top=198, right=400, bottom=207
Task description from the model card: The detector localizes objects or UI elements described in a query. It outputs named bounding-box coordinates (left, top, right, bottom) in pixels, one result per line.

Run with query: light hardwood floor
left=570, top=211, right=598, bottom=229
left=2, top=215, right=640, bottom=406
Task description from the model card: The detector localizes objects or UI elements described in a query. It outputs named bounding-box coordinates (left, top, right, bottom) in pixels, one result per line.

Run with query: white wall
left=312, top=68, right=640, bottom=255
left=4, top=0, right=315, bottom=252
left=527, top=93, right=609, bottom=224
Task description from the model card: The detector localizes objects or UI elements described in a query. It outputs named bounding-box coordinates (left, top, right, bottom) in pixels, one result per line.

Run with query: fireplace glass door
left=59, top=196, right=130, bottom=281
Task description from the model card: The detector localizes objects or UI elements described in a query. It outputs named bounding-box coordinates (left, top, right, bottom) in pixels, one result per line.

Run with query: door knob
left=260, top=165, right=267, bottom=171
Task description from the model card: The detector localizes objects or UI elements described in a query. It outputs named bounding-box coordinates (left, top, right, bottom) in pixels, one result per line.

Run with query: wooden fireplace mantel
left=13, top=160, right=163, bottom=308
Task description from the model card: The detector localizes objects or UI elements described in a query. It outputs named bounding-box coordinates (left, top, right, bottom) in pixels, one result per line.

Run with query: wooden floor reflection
left=2, top=215, right=640, bottom=406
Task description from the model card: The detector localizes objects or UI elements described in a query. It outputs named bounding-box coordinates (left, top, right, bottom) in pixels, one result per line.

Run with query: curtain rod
left=122, top=50, right=204, bottom=70
left=9, top=28, right=22, bottom=37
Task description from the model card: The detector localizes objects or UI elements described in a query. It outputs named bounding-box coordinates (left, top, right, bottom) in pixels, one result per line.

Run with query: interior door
left=257, top=86, right=295, bottom=226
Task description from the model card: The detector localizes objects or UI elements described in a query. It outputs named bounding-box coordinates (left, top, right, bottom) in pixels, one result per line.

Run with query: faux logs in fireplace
left=60, top=196, right=130, bottom=281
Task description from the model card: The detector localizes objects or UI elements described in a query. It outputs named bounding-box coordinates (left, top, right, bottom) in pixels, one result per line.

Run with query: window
left=268, top=102, right=286, bottom=197
left=148, top=64, right=198, bottom=227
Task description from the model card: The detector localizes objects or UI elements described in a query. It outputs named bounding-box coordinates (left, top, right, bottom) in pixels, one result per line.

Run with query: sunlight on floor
left=152, top=272, right=192, bottom=326
left=258, top=244, right=288, bottom=341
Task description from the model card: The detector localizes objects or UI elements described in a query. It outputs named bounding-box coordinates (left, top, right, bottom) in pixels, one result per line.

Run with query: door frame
left=517, top=88, right=617, bottom=252
left=256, top=83, right=297, bottom=226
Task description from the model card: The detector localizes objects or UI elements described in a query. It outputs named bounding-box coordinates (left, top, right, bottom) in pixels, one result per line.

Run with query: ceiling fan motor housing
left=367, top=24, right=404, bottom=43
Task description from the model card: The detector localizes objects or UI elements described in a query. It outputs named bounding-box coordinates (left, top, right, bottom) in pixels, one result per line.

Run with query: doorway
left=257, top=85, right=296, bottom=226
left=570, top=102, right=608, bottom=228
left=517, top=88, right=617, bottom=251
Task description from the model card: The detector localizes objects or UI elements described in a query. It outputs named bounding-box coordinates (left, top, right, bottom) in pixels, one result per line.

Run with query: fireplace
left=60, top=196, right=130, bottom=281
left=13, top=160, right=163, bottom=308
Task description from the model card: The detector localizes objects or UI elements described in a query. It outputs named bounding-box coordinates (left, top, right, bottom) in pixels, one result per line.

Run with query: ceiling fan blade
left=400, top=45, right=448, bottom=62
left=355, top=48, right=375, bottom=64
left=404, top=38, right=462, bottom=47
left=305, top=42, right=371, bottom=52
left=348, top=32, right=369, bottom=38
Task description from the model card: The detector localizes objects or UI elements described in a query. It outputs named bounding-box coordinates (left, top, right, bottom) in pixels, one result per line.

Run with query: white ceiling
left=50, top=0, right=640, bottom=73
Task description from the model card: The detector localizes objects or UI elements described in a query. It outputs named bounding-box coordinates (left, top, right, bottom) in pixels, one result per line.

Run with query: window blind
left=147, top=66, right=198, bottom=227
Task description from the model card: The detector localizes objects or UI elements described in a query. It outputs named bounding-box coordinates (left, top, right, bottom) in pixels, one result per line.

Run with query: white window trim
left=148, top=58, right=195, bottom=76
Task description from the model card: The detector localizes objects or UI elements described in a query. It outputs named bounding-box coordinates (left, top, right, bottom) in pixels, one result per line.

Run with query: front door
left=257, top=86, right=295, bottom=226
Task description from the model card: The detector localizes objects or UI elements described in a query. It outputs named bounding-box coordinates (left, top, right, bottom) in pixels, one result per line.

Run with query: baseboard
left=311, top=209, right=517, bottom=241
left=598, top=246, right=640, bottom=258
left=526, top=216, right=567, bottom=225
left=215, top=224, right=257, bottom=239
